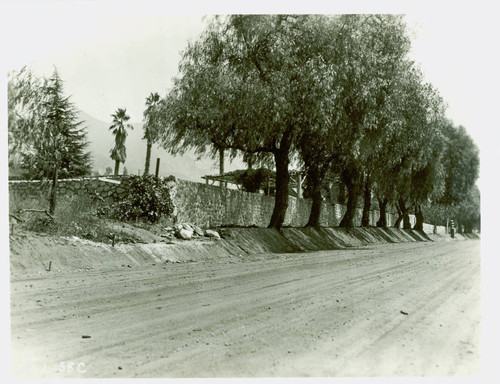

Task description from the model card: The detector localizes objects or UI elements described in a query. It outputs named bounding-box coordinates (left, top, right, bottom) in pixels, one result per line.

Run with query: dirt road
left=10, top=240, right=480, bottom=378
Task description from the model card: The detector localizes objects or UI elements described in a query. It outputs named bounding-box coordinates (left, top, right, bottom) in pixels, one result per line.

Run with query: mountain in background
left=79, top=110, right=245, bottom=183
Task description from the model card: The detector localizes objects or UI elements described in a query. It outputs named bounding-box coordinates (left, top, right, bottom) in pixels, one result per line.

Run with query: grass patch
left=9, top=192, right=148, bottom=244
left=10, top=193, right=106, bottom=240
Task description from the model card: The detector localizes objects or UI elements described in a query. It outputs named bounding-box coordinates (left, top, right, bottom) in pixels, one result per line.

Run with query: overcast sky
left=1, top=1, right=498, bottom=184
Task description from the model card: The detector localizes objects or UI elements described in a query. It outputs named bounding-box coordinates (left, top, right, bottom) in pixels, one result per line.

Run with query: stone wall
left=174, top=179, right=399, bottom=228
left=9, top=176, right=406, bottom=229
left=8, top=177, right=131, bottom=204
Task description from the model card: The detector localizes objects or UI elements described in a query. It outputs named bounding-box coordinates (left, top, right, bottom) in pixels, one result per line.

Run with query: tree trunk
left=338, top=182, right=347, bottom=205
left=464, top=222, right=472, bottom=234
left=268, top=147, right=290, bottom=230
left=219, top=147, right=225, bottom=189
left=144, top=139, right=152, bottom=175
left=394, top=211, right=403, bottom=228
left=361, top=178, right=371, bottom=227
left=376, top=197, right=388, bottom=228
left=306, top=164, right=322, bottom=228
left=413, top=204, right=424, bottom=231
left=396, top=198, right=411, bottom=230
left=339, top=169, right=361, bottom=228
left=114, top=160, right=120, bottom=176
left=49, top=164, right=58, bottom=216
left=247, top=153, right=254, bottom=170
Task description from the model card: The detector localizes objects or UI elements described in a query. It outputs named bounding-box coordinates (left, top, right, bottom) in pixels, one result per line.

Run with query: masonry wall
left=9, top=176, right=408, bottom=229
left=174, top=180, right=403, bottom=228
left=8, top=177, right=131, bottom=204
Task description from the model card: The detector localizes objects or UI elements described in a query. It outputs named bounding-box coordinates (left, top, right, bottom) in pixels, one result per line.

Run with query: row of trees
left=8, top=15, right=480, bottom=231
left=158, top=15, right=480, bottom=230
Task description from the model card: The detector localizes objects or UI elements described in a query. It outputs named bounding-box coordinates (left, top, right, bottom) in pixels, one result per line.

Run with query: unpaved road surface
left=10, top=240, right=480, bottom=378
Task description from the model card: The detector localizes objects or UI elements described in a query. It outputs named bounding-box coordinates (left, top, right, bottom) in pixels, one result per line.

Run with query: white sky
left=1, top=1, right=498, bottom=144
left=1, top=1, right=498, bottom=192
left=1, top=0, right=497, bottom=210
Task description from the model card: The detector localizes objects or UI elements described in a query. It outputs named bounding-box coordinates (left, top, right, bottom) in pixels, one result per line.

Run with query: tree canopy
left=159, top=14, right=481, bottom=231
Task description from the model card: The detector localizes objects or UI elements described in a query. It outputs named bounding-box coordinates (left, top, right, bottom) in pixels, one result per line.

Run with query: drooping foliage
left=439, top=123, right=480, bottom=205
left=161, top=14, right=479, bottom=231
left=162, top=15, right=340, bottom=228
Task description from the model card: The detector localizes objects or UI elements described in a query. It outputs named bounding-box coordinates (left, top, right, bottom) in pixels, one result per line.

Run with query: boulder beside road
left=205, top=229, right=221, bottom=239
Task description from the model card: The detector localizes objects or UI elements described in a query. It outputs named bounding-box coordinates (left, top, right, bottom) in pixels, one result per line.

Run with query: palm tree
left=143, top=92, right=162, bottom=175
left=109, top=108, right=133, bottom=176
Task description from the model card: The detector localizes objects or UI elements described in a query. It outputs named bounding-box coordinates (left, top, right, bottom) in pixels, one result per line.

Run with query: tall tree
left=160, top=19, right=239, bottom=185
left=294, top=16, right=343, bottom=227
left=8, top=67, right=92, bottom=214
left=296, top=15, right=412, bottom=228
left=334, top=15, right=412, bottom=228
left=439, top=123, right=480, bottom=205
left=383, top=68, right=446, bottom=229
left=109, top=108, right=133, bottom=176
left=433, top=122, right=480, bottom=231
left=142, top=92, right=162, bottom=175
left=162, top=15, right=333, bottom=229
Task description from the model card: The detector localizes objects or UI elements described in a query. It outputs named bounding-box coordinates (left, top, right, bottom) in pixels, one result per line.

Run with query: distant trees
left=422, top=122, right=480, bottom=232
left=454, top=185, right=480, bottom=233
left=439, top=123, right=480, bottom=206
left=8, top=67, right=92, bottom=214
left=109, top=108, right=133, bottom=176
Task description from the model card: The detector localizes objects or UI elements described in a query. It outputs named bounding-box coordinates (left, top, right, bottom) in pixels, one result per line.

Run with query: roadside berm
left=9, top=226, right=478, bottom=276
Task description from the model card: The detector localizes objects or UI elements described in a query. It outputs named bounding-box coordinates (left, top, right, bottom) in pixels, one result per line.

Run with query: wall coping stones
left=97, top=177, right=121, bottom=184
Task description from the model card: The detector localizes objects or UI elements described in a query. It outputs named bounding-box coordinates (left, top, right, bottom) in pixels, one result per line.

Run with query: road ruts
left=10, top=240, right=480, bottom=378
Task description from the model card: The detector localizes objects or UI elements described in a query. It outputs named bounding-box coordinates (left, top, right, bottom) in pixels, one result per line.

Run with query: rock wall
left=174, top=179, right=398, bottom=228
left=9, top=177, right=404, bottom=228
left=8, top=177, right=131, bottom=204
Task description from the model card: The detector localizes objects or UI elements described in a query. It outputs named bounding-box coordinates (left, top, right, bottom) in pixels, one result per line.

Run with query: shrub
left=235, top=168, right=271, bottom=193
left=11, top=193, right=109, bottom=241
left=107, top=175, right=174, bottom=223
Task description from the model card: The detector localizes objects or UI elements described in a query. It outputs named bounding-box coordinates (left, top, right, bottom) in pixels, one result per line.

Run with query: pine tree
left=8, top=67, right=92, bottom=214
left=10, top=68, right=92, bottom=180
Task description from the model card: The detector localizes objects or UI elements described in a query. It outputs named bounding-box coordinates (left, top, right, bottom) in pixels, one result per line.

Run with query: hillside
left=79, top=110, right=244, bottom=183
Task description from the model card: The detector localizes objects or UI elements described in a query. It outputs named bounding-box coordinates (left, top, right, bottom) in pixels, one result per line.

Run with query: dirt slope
left=9, top=227, right=460, bottom=276
left=10, top=239, right=480, bottom=378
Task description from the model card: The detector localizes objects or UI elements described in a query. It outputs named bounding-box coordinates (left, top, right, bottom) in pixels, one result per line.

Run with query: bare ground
left=10, top=239, right=480, bottom=378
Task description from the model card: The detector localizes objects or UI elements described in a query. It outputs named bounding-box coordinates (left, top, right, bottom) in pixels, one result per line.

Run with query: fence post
left=297, top=173, right=302, bottom=199
left=155, top=158, right=160, bottom=184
